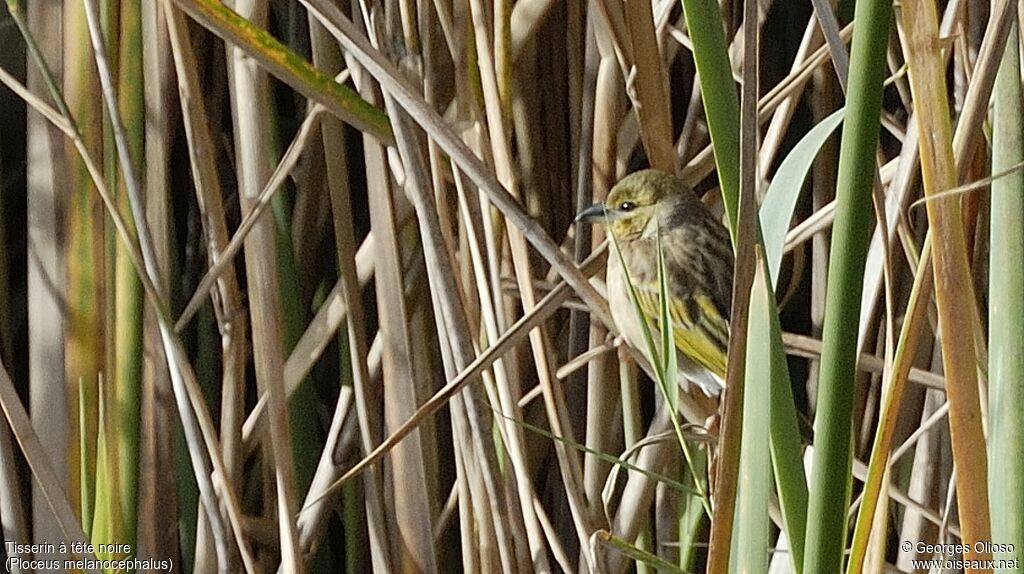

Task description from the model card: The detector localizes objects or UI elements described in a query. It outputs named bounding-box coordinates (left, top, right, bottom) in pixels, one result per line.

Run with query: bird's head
left=575, top=169, right=691, bottom=241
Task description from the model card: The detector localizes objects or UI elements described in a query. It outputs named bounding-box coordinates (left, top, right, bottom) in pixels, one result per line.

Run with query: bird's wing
left=632, top=287, right=729, bottom=378
left=616, top=209, right=733, bottom=380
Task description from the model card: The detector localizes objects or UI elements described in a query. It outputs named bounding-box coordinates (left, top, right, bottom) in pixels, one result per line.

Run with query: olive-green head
left=575, top=169, right=696, bottom=241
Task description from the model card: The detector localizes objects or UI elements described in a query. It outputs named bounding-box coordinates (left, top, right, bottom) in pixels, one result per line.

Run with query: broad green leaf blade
left=90, top=380, right=128, bottom=565
left=761, top=108, right=845, bottom=287
left=731, top=256, right=772, bottom=574
left=804, top=0, right=893, bottom=567
left=111, top=0, right=145, bottom=552
left=674, top=0, right=810, bottom=563
left=988, top=21, right=1024, bottom=567
left=678, top=0, right=741, bottom=233
left=766, top=286, right=807, bottom=573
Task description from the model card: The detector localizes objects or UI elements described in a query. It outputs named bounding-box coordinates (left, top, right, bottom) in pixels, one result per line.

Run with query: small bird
left=576, top=169, right=734, bottom=395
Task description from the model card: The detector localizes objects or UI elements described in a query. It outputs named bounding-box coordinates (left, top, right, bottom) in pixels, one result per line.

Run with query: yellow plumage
left=634, top=289, right=728, bottom=376
left=577, top=169, right=734, bottom=395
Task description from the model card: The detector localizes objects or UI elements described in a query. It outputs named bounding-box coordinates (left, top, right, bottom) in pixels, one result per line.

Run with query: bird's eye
left=618, top=201, right=637, bottom=212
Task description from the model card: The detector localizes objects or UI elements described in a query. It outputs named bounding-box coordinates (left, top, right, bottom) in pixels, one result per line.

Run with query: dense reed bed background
left=0, top=0, right=1021, bottom=572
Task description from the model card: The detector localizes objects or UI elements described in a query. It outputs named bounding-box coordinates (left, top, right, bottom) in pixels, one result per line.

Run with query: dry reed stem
left=5, top=20, right=256, bottom=567
left=157, top=0, right=249, bottom=494
left=3, top=0, right=1017, bottom=570
left=900, top=0, right=992, bottom=565
left=222, top=0, right=303, bottom=567
left=137, top=0, right=178, bottom=562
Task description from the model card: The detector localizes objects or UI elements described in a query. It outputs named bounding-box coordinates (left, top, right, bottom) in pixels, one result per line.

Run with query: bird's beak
left=575, top=203, right=608, bottom=223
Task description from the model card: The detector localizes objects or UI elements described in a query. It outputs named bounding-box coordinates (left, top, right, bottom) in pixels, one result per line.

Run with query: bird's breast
left=606, top=247, right=647, bottom=353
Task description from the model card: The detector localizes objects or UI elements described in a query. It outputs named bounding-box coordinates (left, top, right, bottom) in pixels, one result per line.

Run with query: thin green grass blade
left=609, top=230, right=713, bottom=516
left=657, top=228, right=680, bottom=411
left=594, top=530, right=692, bottom=574
left=608, top=230, right=663, bottom=373
left=78, top=380, right=94, bottom=536
left=846, top=239, right=933, bottom=573
left=677, top=454, right=709, bottom=572
left=491, top=404, right=698, bottom=496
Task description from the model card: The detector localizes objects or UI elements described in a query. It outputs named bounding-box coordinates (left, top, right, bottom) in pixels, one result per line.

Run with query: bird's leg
left=703, top=411, right=721, bottom=438
left=686, top=389, right=721, bottom=439
left=695, top=393, right=722, bottom=498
